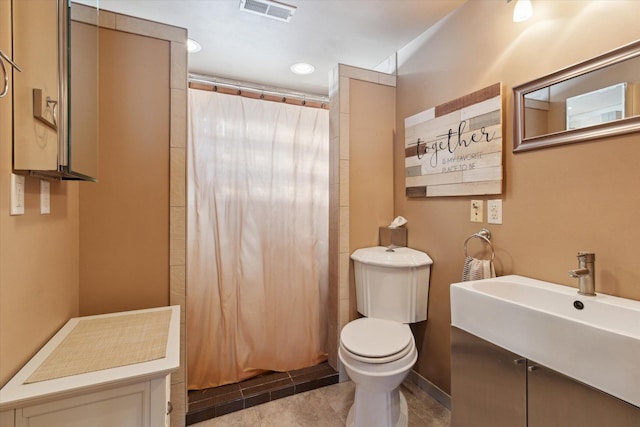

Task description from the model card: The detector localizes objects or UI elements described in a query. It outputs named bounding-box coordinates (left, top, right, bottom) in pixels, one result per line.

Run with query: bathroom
left=1, top=0, right=639, bottom=426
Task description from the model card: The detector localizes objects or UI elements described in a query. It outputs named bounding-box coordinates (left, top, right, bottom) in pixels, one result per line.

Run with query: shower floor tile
left=186, top=362, right=339, bottom=425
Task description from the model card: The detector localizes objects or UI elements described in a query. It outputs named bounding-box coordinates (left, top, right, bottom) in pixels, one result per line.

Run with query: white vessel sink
left=450, top=275, right=640, bottom=407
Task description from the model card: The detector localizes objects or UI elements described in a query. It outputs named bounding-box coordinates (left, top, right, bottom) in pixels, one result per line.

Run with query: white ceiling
left=81, top=0, right=466, bottom=96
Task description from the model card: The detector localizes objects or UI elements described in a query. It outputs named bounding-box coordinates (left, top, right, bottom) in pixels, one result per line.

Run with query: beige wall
left=0, top=0, right=79, bottom=386
left=395, top=0, right=640, bottom=394
left=1, top=6, right=187, bottom=424
left=348, top=79, right=396, bottom=320
left=79, top=27, right=170, bottom=316
left=327, top=65, right=396, bottom=371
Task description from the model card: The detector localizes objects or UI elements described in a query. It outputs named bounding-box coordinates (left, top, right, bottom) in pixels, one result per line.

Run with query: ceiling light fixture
left=290, top=63, right=315, bottom=75
left=187, top=38, right=202, bottom=53
left=512, top=0, right=533, bottom=22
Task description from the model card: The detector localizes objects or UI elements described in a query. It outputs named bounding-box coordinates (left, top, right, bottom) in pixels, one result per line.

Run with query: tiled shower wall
left=327, top=65, right=397, bottom=375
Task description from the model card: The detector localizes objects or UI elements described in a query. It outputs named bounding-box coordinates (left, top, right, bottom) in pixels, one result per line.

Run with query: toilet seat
left=340, top=318, right=414, bottom=364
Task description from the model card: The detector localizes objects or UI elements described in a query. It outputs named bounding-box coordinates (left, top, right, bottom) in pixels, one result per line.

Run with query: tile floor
left=187, top=363, right=339, bottom=424
left=192, top=379, right=451, bottom=427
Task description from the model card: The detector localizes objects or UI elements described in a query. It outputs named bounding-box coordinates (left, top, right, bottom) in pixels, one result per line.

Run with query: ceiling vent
left=239, top=0, right=297, bottom=22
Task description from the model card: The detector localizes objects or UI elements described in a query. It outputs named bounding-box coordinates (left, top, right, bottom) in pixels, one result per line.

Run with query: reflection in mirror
left=11, top=0, right=98, bottom=181
left=513, top=40, right=640, bottom=152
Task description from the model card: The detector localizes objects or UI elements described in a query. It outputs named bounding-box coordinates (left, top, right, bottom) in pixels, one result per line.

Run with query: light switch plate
left=40, top=180, right=51, bottom=214
left=470, top=200, right=483, bottom=223
left=10, top=173, right=25, bottom=215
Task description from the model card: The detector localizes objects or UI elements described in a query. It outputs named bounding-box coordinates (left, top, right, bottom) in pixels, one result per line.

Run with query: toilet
left=339, top=246, right=432, bottom=427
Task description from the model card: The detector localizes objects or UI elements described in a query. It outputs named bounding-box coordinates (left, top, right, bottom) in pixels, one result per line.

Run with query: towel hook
left=464, top=228, right=495, bottom=261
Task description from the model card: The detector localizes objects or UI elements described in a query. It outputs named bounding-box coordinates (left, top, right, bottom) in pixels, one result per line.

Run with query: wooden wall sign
left=404, top=83, right=503, bottom=197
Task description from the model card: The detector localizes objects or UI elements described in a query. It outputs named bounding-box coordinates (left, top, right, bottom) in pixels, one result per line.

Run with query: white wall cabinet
left=0, top=306, right=179, bottom=427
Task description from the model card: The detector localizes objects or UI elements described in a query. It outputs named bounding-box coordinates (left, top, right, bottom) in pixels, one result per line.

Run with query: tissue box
left=379, top=227, right=407, bottom=247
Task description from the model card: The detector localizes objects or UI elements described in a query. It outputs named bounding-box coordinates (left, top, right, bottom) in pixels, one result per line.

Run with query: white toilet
left=339, top=246, right=432, bottom=427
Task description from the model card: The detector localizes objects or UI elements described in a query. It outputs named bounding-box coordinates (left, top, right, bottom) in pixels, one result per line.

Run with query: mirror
left=513, top=40, right=640, bottom=152
left=69, top=2, right=99, bottom=179
left=12, top=0, right=98, bottom=181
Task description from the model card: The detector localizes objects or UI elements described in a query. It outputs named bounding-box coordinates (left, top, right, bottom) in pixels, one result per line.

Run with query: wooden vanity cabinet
left=451, top=327, right=640, bottom=427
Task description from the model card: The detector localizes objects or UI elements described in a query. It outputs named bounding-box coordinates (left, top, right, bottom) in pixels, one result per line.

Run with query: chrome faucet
left=568, top=252, right=596, bottom=296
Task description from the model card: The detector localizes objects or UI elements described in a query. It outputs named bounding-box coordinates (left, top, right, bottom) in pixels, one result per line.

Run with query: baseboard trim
left=405, top=370, right=451, bottom=410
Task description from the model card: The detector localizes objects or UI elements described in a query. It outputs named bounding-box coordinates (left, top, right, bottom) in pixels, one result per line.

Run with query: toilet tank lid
left=351, top=246, right=433, bottom=267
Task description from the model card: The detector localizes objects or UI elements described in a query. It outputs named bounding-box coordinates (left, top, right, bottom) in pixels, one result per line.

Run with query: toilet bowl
left=339, top=317, right=418, bottom=427
left=341, top=246, right=432, bottom=427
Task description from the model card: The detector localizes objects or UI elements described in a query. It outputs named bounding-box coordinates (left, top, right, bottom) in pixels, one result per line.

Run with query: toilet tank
left=351, top=246, right=433, bottom=323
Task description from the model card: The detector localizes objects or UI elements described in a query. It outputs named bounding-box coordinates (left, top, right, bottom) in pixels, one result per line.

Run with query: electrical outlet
left=488, top=199, right=503, bottom=224
left=470, top=200, right=483, bottom=223
left=40, top=180, right=51, bottom=215
left=10, top=173, right=25, bottom=215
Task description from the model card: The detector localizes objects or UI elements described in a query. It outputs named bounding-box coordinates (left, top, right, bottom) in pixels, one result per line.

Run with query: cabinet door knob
left=167, top=401, right=173, bottom=415
left=528, top=365, right=538, bottom=372
left=513, top=358, right=526, bottom=365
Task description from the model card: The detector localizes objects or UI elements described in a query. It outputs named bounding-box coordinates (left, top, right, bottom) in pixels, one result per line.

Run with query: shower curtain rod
left=188, top=73, right=329, bottom=105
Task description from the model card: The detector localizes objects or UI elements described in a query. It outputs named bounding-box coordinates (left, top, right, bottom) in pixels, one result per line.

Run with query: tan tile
left=329, top=138, right=339, bottom=185
left=378, top=72, right=397, bottom=87
left=257, top=391, right=344, bottom=427
left=170, top=147, right=186, bottom=207
left=339, top=113, right=350, bottom=160
left=98, top=10, right=116, bottom=29
left=170, top=237, right=186, bottom=266
left=170, top=207, right=186, bottom=240
left=339, top=297, right=351, bottom=329
left=169, top=265, right=186, bottom=307
left=171, top=321, right=186, bottom=384
left=319, top=381, right=355, bottom=422
left=171, top=89, right=187, bottom=148
left=339, top=77, right=350, bottom=112
left=170, top=382, right=186, bottom=427
left=329, top=107, right=339, bottom=140
left=339, top=207, right=349, bottom=253
left=70, top=3, right=98, bottom=25
left=196, top=406, right=261, bottom=427
left=339, top=160, right=349, bottom=208
left=189, top=380, right=450, bottom=427
left=339, top=253, right=350, bottom=301
left=171, top=42, right=187, bottom=90
left=115, top=14, right=186, bottom=42
left=329, top=90, right=340, bottom=115
left=340, top=65, right=380, bottom=83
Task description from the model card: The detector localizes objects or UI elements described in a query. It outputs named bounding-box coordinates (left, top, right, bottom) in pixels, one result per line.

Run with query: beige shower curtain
left=187, top=88, right=329, bottom=390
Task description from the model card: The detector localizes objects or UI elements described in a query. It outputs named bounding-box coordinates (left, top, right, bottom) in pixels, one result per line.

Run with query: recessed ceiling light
left=290, top=63, right=315, bottom=75
left=187, top=38, right=202, bottom=53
